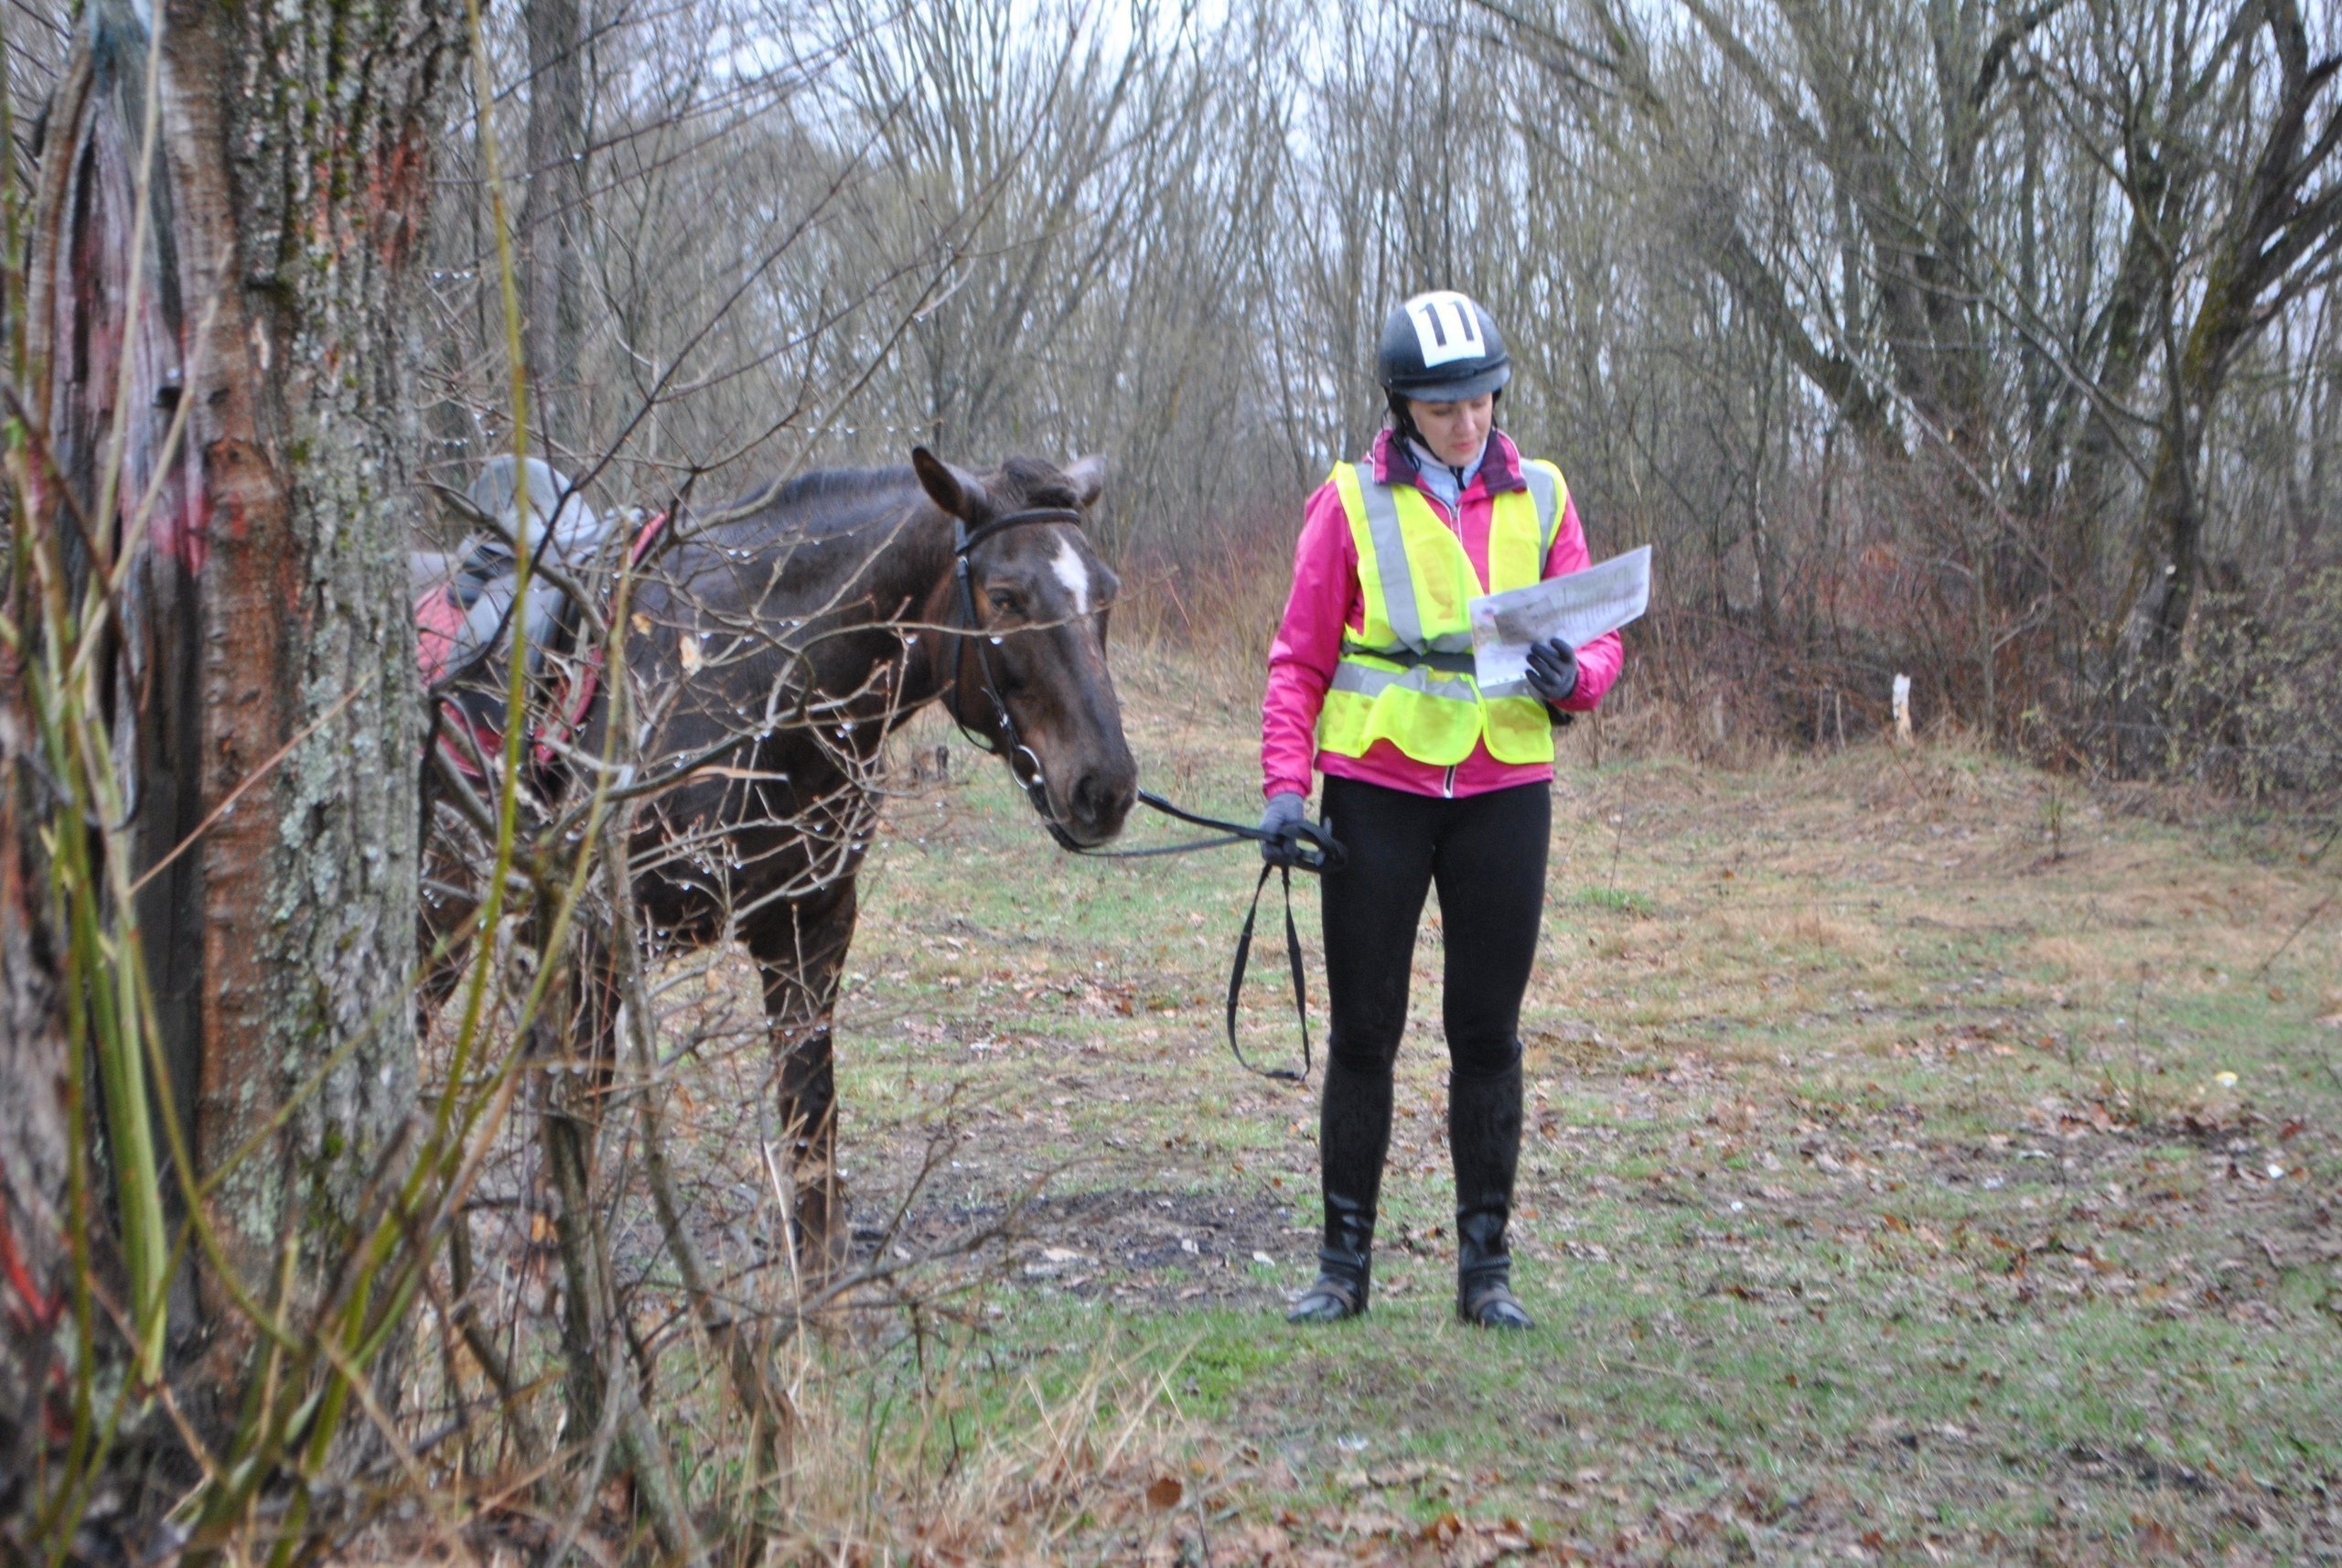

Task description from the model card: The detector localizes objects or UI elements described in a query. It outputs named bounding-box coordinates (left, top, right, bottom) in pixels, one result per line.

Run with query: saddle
left=414, top=456, right=666, bottom=781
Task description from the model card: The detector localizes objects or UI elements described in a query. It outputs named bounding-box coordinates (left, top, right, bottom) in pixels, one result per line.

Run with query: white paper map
left=1468, top=544, right=1652, bottom=688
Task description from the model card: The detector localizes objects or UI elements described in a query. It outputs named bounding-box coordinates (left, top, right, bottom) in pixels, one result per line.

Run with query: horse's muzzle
left=1061, top=766, right=1135, bottom=846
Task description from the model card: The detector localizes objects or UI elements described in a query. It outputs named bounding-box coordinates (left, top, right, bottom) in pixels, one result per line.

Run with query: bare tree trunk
left=522, top=0, right=586, bottom=456
left=24, top=0, right=456, bottom=1423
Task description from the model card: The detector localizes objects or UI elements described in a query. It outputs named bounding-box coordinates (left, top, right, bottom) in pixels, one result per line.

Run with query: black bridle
left=942, top=504, right=1344, bottom=1084
left=943, top=505, right=1092, bottom=850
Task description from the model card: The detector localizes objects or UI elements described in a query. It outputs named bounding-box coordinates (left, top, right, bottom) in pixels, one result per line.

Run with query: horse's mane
left=726, top=464, right=920, bottom=538
left=733, top=456, right=1081, bottom=535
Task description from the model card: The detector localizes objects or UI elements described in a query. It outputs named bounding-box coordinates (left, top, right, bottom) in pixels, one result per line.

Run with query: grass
left=682, top=651, right=2342, bottom=1563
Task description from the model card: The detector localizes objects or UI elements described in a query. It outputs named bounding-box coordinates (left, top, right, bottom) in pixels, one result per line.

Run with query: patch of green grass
left=1573, top=884, right=1657, bottom=917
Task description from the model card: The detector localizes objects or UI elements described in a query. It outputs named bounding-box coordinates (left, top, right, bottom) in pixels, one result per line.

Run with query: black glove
left=1524, top=638, right=1579, bottom=705
left=1258, top=791, right=1308, bottom=867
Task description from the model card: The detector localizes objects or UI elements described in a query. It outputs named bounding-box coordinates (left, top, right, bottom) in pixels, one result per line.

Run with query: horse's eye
left=987, top=590, right=1022, bottom=618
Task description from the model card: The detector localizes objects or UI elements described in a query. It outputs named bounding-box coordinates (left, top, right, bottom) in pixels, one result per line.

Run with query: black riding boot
left=1451, top=1056, right=1533, bottom=1328
left=1288, top=1058, right=1392, bottom=1324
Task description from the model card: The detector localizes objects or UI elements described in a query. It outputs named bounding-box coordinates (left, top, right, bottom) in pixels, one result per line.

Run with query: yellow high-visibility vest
left=1316, top=456, right=1569, bottom=768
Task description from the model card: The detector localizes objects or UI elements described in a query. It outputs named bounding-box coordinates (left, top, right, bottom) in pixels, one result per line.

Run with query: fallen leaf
left=1145, top=1477, right=1183, bottom=1510
left=1446, top=1535, right=1503, bottom=1567
left=1230, top=1522, right=1289, bottom=1557
left=1369, top=1460, right=1431, bottom=1487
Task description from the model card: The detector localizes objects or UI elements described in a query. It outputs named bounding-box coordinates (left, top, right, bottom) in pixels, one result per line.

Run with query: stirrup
left=1286, top=1274, right=1366, bottom=1325
left=1457, top=1280, right=1533, bottom=1330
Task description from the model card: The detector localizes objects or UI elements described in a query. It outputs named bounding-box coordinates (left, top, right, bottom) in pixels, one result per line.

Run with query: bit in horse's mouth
left=1012, top=749, right=1123, bottom=847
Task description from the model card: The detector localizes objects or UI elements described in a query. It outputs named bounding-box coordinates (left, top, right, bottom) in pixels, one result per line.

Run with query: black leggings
left=1317, top=775, right=1551, bottom=1083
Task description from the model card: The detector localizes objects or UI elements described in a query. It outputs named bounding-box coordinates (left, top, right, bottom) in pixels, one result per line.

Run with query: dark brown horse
left=428, top=447, right=1136, bottom=1277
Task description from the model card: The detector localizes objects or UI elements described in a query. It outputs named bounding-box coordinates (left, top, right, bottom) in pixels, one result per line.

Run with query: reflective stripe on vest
left=1316, top=456, right=1571, bottom=768
left=1350, top=471, right=1426, bottom=651
left=1522, top=461, right=1563, bottom=556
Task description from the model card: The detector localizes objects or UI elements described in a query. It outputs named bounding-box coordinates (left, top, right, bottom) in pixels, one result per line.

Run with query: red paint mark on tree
left=0, top=1181, right=59, bottom=1337
left=371, top=125, right=432, bottom=265
left=195, top=434, right=296, bottom=1302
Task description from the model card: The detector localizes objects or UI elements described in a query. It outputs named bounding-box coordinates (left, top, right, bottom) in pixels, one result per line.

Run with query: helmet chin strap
left=1385, top=391, right=1427, bottom=454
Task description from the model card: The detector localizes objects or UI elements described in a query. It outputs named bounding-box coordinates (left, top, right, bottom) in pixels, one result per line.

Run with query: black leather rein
left=1129, top=790, right=1344, bottom=1085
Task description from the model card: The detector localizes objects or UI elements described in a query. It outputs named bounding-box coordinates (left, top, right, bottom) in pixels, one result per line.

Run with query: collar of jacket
left=1370, top=426, right=1526, bottom=495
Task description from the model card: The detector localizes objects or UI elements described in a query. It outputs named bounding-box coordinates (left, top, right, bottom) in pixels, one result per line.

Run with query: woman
left=1259, top=290, right=1624, bottom=1329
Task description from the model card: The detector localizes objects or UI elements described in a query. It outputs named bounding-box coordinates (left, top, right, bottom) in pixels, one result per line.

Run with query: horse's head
left=911, top=446, right=1137, bottom=848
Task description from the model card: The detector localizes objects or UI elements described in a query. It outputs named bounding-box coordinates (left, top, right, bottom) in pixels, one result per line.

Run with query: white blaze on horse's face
left=1050, top=534, right=1093, bottom=618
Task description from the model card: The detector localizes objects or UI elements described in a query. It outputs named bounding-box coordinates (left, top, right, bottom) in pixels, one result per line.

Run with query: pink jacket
left=1262, top=429, right=1625, bottom=801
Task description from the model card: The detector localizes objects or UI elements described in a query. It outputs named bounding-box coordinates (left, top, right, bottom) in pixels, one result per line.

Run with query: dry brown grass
left=349, top=1328, right=1205, bottom=1567
left=2026, top=931, right=2124, bottom=986
left=751, top=1334, right=1198, bottom=1565
left=1112, top=523, right=1295, bottom=714
left=1780, top=908, right=1881, bottom=954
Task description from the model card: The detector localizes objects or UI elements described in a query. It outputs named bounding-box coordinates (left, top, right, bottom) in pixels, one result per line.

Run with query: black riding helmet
left=1376, top=291, right=1511, bottom=403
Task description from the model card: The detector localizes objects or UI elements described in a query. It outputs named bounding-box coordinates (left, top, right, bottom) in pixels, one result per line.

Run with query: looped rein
left=1120, top=790, right=1345, bottom=1087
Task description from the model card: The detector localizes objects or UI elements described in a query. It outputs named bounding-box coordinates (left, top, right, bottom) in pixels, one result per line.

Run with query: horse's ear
left=1061, top=454, right=1106, bottom=510
left=911, top=446, right=990, bottom=521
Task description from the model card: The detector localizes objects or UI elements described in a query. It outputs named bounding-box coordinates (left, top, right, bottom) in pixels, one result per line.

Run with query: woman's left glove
left=1258, top=791, right=1308, bottom=867
left=1525, top=637, right=1579, bottom=704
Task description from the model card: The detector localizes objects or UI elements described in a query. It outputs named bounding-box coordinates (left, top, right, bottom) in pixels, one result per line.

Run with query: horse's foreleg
left=776, top=1024, right=845, bottom=1287
left=749, top=883, right=859, bottom=1289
